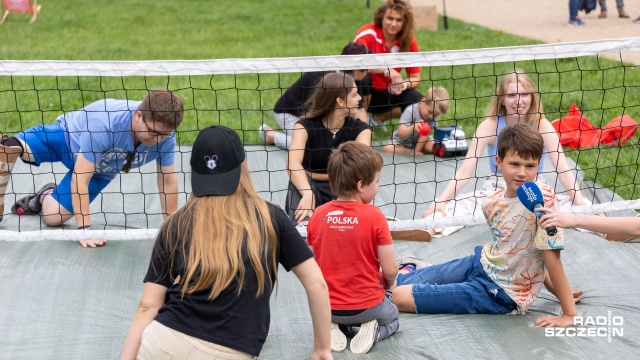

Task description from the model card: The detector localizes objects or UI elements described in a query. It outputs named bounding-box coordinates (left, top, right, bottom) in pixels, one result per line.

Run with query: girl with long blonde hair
left=423, top=69, right=586, bottom=222
left=122, top=126, right=332, bottom=360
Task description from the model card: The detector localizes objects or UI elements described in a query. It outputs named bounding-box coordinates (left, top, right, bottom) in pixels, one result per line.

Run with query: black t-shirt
left=299, top=116, right=370, bottom=174
left=144, top=203, right=313, bottom=357
left=274, top=71, right=372, bottom=116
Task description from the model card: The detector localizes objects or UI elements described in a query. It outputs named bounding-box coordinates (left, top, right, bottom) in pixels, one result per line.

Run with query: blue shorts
left=15, top=123, right=112, bottom=212
left=395, top=246, right=517, bottom=315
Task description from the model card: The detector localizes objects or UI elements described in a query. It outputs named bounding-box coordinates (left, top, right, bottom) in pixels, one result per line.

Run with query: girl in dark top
left=122, top=126, right=332, bottom=360
left=262, top=42, right=372, bottom=150
left=286, top=73, right=372, bottom=225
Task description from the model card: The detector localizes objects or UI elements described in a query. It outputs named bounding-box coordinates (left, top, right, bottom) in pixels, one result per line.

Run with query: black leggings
left=285, top=176, right=336, bottom=223
left=368, top=88, right=423, bottom=114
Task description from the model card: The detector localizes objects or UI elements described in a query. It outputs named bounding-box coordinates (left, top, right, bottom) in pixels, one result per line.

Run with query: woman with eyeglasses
left=0, top=88, right=183, bottom=247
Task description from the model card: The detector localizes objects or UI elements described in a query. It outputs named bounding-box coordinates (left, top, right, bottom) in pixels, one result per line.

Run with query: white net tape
left=0, top=37, right=638, bottom=76
left=3, top=200, right=637, bottom=242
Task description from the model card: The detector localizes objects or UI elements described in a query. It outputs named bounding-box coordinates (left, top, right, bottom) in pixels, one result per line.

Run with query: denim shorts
left=395, top=246, right=517, bottom=315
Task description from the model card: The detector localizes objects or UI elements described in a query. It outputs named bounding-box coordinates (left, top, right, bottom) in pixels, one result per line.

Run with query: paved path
left=415, top=0, right=640, bottom=64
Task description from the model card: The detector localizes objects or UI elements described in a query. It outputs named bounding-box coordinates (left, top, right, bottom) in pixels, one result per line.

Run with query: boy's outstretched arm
left=534, top=250, right=576, bottom=327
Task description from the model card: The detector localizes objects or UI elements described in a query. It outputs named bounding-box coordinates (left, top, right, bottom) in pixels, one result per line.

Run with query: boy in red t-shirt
left=307, top=141, right=399, bottom=354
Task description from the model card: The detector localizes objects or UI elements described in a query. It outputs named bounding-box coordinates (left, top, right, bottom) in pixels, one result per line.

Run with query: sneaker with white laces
left=330, top=322, right=347, bottom=352
left=350, top=319, right=378, bottom=354
left=567, top=19, right=586, bottom=27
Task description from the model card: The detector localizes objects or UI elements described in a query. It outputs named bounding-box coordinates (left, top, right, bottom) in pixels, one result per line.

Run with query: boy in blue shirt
left=0, top=89, right=183, bottom=247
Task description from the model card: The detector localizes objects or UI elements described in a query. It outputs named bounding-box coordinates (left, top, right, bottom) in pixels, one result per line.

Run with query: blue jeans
left=569, top=0, right=581, bottom=20
left=395, top=246, right=517, bottom=315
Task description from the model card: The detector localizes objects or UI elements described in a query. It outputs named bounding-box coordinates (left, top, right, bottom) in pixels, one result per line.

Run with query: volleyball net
left=1, top=37, right=640, bottom=241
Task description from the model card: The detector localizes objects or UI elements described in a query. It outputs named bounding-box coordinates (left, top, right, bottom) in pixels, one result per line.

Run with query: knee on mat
left=391, top=286, right=416, bottom=313
left=41, top=200, right=68, bottom=227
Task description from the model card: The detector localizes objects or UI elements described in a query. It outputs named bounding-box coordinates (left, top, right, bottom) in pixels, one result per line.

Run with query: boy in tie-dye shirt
left=392, top=123, right=582, bottom=327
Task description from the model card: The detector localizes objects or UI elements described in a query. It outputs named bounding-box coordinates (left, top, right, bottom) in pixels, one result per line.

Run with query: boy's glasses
left=122, top=151, right=135, bottom=173
left=141, top=115, right=174, bottom=139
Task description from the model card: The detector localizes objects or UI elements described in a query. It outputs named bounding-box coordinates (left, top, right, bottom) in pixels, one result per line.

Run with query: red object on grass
left=601, top=115, right=638, bottom=146
left=1, top=0, right=41, bottom=24
left=551, top=103, right=637, bottom=149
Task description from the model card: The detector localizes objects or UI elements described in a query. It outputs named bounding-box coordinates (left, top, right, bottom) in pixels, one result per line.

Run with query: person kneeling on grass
left=392, top=124, right=583, bottom=327
left=0, top=89, right=183, bottom=248
left=382, top=86, right=450, bottom=156
left=307, top=141, right=399, bottom=354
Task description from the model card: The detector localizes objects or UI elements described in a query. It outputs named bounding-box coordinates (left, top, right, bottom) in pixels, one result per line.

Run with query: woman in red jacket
left=354, top=0, right=423, bottom=127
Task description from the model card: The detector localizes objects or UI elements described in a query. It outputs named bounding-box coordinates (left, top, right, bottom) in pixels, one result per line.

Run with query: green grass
left=1, top=0, right=639, bottom=199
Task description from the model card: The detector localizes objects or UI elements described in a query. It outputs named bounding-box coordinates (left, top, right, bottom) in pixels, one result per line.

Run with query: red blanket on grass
left=551, top=104, right=637, bottom=149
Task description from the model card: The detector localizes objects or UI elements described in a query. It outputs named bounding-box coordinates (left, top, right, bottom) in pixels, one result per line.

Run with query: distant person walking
left=568, top=0, right=586, bottom=26
left=597, top=0, right=630, bottom=18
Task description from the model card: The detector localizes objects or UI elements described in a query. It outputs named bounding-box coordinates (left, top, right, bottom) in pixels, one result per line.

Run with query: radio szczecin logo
left=545, top=311, right=623, bottom=342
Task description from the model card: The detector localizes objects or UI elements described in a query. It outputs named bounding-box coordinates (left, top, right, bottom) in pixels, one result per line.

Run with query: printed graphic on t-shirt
left=93, top=149, right=148, bottom=174
left=325, top=210, right=359, bottom=232
left=480, top=185, right=564, bottom=314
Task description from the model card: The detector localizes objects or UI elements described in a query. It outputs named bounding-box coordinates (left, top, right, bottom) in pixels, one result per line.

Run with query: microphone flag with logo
left=516, top=181, right=557, bottom=236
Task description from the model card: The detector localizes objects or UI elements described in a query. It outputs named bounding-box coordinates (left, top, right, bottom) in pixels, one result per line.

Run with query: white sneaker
left=350, top=319, right=378, bottom=354
left=330, top=322, right=347, bottom=352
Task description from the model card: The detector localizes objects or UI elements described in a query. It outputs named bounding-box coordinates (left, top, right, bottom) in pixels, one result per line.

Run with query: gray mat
left=1, top=145, right=638, bottom=359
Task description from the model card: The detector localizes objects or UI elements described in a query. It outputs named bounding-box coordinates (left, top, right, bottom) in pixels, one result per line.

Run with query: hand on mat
left=534, top=314, right=574, bottom=328
left=295, top=194, right=315, bottom=224
left=422, top=201, right=446, bottom=218
left=79, top=239, right=108, bottom=248
left=571, top=288, right=584, bottom=303
left=311, top=349, right=333, bottom=360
